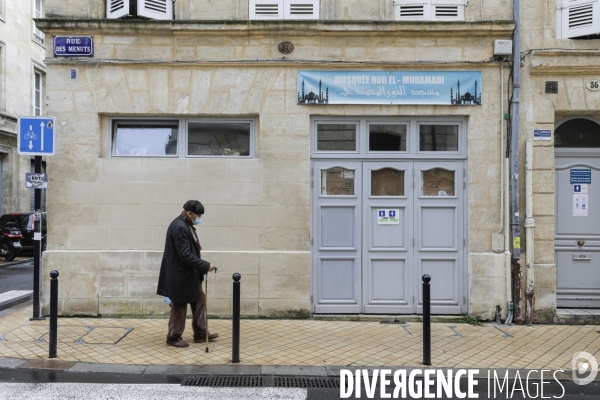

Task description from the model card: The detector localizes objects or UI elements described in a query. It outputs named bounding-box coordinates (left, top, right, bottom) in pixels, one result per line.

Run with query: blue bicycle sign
left=17, top=116, right=56, bottom=156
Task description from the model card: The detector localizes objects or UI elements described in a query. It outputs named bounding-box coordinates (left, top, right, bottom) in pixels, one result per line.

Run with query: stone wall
left=38, top=21, right=515, bottom=317
left=46, top=0, right=513, bottom=21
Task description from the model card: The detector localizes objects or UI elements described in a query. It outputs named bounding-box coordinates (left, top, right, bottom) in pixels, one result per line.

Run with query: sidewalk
left=0, top=302, right=599, bottom=376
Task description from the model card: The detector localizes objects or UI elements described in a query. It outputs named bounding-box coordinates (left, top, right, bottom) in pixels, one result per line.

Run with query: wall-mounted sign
left=53, top=36, right=94, bottom=57
left=571, top=169, right=592, bottom=184
left=573, top=194, right=589, bottom=216
left=377, top=209, right=400, bottom=225
left=26, top=173, right=48, bottom=189
left=586, top=80, right=600, bottom=91
left=534, top=129, right=552, bottom=140
left=574, top=184, right=589, bottom=194
left=297, top=70, right=482, bottom=105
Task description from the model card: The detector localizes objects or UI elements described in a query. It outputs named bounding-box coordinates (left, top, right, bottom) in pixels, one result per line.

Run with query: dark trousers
left=167, top=281, right=207, bottom=341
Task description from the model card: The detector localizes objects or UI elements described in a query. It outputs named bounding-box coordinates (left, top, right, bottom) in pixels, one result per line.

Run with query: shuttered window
left=107, top=0, right=129, bottom=19
left=394, top=0, right=465, bottom=21
left=107, top=0, right=173, bottom=20
left=250, top=0, right=319, bottom=20
left=559, top=0, right=600, bottom=38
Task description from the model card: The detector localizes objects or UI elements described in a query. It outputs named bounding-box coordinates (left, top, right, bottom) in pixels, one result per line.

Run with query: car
left=0, top=212, right=47, bottom=255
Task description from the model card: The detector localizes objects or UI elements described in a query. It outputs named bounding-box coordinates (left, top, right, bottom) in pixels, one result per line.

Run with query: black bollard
left=49, top=270, right=59, bottom=359
left=232, top=273, right=241, bottom=363
left=422, top=274, right=431, bottom=366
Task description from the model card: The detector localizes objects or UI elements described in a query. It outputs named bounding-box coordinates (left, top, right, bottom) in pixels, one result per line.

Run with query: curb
left=0, top=357, right=586, bottom=383
left=0, top=258, right=33, bottom=268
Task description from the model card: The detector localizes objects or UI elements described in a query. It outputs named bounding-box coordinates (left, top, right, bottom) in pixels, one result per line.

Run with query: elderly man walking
left=157, top=200, right=218, bottom=348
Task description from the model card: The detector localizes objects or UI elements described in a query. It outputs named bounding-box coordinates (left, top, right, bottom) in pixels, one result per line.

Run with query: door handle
left=577, top=240, right=585, bottom=247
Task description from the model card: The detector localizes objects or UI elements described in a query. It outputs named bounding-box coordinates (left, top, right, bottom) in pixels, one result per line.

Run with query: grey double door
left=312, top=160, right=465, bottom=314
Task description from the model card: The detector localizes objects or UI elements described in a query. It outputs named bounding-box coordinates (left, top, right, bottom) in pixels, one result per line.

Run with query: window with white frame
left=33, top=0, right=44, bottom=43
left=249, top=0, right=320, bottom=20
left=111, top=118, right=255, bottom=158
left=393, top=0, right=465, bottom=21
left=33, top=70, right=43, bottom=116
left=557, top=0, right=600, bottom=38
left=311, top=117, right=465, bottom=158
left=107, top=0, right=173, bottom=20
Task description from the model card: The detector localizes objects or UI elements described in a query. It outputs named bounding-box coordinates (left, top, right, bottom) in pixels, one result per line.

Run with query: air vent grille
left=110, top=0, right=125, bottom=12
left=145, top=0, right=168, bottom=13
left=545, top=81, right=558, bottom=94
left=289, top=3, right=314, bottom=14
left=569, top=4, right=594, bottom=29
left=435, top=5, right=458, bottom=17
left=255, top=3, right=280, bottom=15
left=400, top=5, right=425, bottom=17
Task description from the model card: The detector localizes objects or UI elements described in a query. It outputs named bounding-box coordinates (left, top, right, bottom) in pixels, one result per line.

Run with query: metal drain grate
left=182, top=376, right=264, bottom=387
left=274, top=376, right=340, bottom=388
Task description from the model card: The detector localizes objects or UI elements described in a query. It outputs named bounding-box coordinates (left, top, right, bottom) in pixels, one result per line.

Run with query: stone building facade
left=0, top=0, right=47, bottom=213
left=36, top=0, right=600, bottom=323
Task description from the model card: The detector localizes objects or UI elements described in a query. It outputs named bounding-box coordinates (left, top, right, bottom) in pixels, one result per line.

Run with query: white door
left=312, top=161, right=362, bottom=313
left=555, top=118, right=600, bottom=308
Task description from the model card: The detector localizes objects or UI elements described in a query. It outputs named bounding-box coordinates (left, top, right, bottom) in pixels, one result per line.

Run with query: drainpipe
left=525, top=140, right=535, bottom=325
left=510, top=0, right=523, bottom=325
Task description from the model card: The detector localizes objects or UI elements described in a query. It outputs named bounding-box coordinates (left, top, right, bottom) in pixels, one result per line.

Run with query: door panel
left=555, top=155, right=600, bottom=307
left=363, top=162, right=413, bottom=313
left=313, top=161, right=361, bottom=313
left=415, top=162, right=464, bottom=314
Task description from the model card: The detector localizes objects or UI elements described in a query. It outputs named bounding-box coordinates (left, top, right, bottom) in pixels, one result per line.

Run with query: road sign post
left=18, top=117, right=55, bottom=321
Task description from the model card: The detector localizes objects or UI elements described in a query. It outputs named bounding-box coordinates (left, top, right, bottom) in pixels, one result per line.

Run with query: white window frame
left=311, top=117, right=466, bottom=159
left=33, top=69, right=44, bottom=116
left=33, top=0, right=44, bottom=44
left=393, top=0, right=465, bottom=21
left=109, top=117, right=256, bottom=159
left=249, top=0, right=320, bottom=20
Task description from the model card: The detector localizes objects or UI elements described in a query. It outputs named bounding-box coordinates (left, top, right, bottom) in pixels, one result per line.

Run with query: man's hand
left=209, top=264, right=218, bottom=272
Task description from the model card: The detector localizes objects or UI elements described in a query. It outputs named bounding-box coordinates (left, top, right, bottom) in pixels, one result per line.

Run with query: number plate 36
left=587, top=80, right=600, bottom=91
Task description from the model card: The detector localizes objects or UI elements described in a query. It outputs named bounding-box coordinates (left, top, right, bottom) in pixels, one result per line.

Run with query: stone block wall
left=45, top=0, right=513, bottom=21
left=37, top=22, right=516, bottom=318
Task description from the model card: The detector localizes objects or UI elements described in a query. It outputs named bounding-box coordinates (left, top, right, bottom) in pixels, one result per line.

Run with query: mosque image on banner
left=298, top=79, right=329, bottom=104
left=450, top=80, right=481, bottom=105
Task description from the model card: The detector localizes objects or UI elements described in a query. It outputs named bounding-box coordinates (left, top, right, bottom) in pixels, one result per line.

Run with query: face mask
left=193, top=217, right=202, bottom=225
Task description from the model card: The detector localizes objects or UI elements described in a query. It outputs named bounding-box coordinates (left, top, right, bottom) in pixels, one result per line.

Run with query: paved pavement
left=0, top=302, right=599, bottom=375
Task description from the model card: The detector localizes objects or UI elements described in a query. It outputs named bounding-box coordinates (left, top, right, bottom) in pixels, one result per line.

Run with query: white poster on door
left=573, top=194, right=589, bottom=216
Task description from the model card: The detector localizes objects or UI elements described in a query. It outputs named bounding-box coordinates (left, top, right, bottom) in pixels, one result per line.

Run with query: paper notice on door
left=573, top=194, right=589, bottom=216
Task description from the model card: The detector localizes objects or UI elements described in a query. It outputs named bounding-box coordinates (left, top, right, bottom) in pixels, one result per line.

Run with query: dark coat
left=156, top=215, right=210, bottom=304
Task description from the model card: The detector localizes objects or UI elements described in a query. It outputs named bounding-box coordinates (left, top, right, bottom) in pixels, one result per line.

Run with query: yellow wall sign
left=513, top=237, right=521, bottom=248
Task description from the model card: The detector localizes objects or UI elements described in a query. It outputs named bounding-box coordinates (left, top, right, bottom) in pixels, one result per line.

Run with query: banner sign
left=53, top=36, right=94, bottom=57
left=297, top=70, right=482, bottom=105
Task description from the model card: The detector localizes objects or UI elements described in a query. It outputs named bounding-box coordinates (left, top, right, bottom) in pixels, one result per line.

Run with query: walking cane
left=205, top=274, right=209, bottom=353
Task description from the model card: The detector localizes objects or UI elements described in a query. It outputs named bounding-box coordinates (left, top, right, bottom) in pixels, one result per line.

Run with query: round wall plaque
left=278, top=41, right=294, bottom=54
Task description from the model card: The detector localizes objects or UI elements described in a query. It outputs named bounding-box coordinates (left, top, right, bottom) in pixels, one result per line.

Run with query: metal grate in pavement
left=182, top=376, right=264, bottom=387
left=274, top=376, right=340, bottom=388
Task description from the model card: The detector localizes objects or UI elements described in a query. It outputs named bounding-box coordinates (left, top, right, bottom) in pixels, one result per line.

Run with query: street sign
left=53, top=36, right=94, bottom=57
left=17, top=117, right=55, bottom=156
left=26, top=173, right=48, bottom=189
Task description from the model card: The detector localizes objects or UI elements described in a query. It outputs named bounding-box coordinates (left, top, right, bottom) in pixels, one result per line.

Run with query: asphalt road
left=0, top=259, right=33, bottom=293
